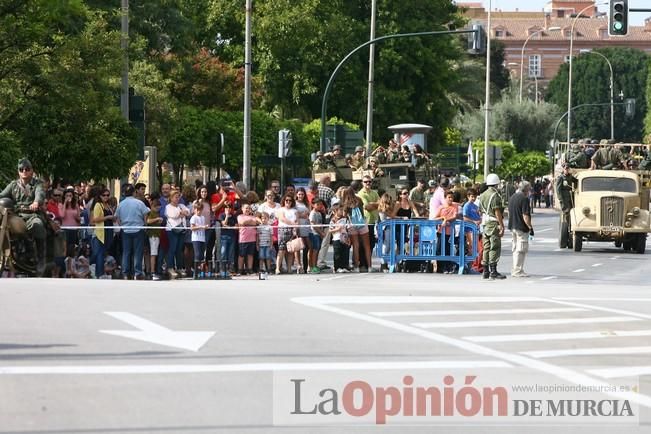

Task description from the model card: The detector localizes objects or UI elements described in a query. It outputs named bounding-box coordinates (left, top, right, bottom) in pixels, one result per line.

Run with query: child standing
left=329, top=205, right=351, bottom=273
left=256, top=212, right=273, bottom=274
left=190, top=200, right=209, bottom=279
left=435, top=191, right=458, bottom=274
left=308, top=199, right=326, bottom=273
left=218, top=202, right=237, bottom=276
left=146, top=198, right=163, bottom=280
left=462, top=188, right=481, bottom=255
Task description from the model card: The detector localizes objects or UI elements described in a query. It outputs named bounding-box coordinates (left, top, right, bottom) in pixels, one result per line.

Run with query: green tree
left=546, top=48, right=648, bottom=142
left=0, top=4, right=138, bottom=182
left=644, top=57, right=651, bottom=143
left=497, top=151, right=550, bottom=180
left=455, top=92, right=561, bottom=152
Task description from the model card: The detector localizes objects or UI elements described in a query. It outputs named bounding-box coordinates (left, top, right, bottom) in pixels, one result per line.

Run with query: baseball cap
left=428, top=180, right=436, bottom=187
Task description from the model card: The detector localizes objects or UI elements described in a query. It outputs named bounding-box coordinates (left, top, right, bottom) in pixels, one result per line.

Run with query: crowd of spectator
left=34, top=171, right=501, bottom=279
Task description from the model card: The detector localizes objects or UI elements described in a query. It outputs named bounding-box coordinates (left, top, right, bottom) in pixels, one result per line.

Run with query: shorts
left=239, top=241, right=256, bottom=257
left=259, top=245, right=272, bottom=260
left=149, top=236, right=160, bottom=256
left=308, top=233, right=322, bottom=251
left=348, top=223, right=369, bottom=236
left=278, top=227, right=293, bottom=251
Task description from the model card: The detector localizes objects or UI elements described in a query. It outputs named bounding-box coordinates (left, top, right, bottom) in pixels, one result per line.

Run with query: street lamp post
left=580, top=49, right=615, bottom=140
left=519, top=27, right=560, bottom=103
left=567, top=2, right=605, bottom=143
left=483, top=0, right=491, bottom=179
left=243, top=0, right=252, bottom=189
left=364, top=0, right=377, bottom=155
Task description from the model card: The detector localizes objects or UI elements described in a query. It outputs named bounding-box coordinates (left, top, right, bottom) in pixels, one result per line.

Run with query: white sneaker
left=336, top=268, right=349, bottom=273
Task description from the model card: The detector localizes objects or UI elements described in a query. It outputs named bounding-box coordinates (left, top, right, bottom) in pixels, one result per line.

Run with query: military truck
left=559, top=169, right=651, bottom=253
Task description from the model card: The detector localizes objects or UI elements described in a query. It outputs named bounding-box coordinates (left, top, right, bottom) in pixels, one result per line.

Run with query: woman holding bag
left=275, top=194, right=298, bottom=274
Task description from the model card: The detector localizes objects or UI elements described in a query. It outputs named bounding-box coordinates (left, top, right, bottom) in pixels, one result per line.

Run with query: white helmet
left=486, top=173, right=500, bottom=186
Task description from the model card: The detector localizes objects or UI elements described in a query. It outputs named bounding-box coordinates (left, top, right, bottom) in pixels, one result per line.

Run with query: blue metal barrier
left=375, top=219, right=479, bottom=274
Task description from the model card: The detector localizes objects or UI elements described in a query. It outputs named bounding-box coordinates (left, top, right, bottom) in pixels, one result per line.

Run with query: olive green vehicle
left=560, top=169, right=651, bottom=253
left=313, top=160, right=437, bottom=196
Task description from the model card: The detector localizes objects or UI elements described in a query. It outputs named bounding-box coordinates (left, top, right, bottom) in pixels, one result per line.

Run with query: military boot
left=489, top=263, right=506, bottom=280
left=482, top=263, right=490, bottom=280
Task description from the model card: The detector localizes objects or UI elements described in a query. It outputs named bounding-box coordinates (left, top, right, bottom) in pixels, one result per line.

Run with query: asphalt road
left=2, top=208, right=651, bottom=434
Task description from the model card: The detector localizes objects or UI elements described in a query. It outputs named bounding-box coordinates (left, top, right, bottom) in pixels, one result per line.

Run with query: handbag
left=286, top=237, right=305, bottom=253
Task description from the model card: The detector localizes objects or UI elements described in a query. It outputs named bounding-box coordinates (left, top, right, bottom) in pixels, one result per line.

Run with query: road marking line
left=411, top=316, right=640, bottom=329
left=610, top=256, right=620, bottom=260
left=541, top=276, right=557, bottom=280
left=522, top=346, right=651, bottom=359
left=592, top=263, right=603, bottom=267
left=547, top=299, right=651, bottom=321
left=465, top=329, right=651, bottom=343
left=292, top=296, right=651, bottom=409
left=588, top=366, right=651, bottom=379
left=553, top=248, right=563, bottom=252
left=0, top=360, right=512, bottom=375
left=554, top=297, right=651, bottom=302
left=300, top=296, right=545, bottom=305
left=537, top=228, right=552, bottom=232
left=369, top=307, right=588, bottom=317
left=573, top=268, right=585, bottom=273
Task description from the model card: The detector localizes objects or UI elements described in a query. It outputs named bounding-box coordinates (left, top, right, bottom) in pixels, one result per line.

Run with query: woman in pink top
left=62, top=188, right=81, bottom=253
left=435, top=191, right=458, bottom=273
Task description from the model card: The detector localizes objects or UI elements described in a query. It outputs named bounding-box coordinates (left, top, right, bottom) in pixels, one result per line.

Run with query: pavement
left=2, top=208, right=651, bottom=433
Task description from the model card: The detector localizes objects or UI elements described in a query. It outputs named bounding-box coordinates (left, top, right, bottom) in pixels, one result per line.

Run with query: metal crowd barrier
left=375, top=219, right=479, bottom=274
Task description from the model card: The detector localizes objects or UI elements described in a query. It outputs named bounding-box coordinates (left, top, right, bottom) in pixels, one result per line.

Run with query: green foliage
left=302, top=117, right=360, bottom=152
left=444, top=127, right=463, bottom=147
left=471, top=140, right=515, bottom=175
left=455, top=94, right=561, bottom=151
left=496, top=151, right=550, bottom=180
left=546, top=48, right=648, bottom=141
left=644, top=57, right=651, bottom=144
left=0, top=5, right=137, bottom=182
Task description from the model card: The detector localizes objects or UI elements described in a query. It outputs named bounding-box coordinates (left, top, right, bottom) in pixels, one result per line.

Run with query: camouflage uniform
left=312, top=156, right=330, bottom=171
left=591, top=146, right=623, bottom=170
left=478, top=186, right=504, bottom=267
left=555, top=171, right=577, bottom=214
left=565, top=144, right=588, bottom=168
left=0, top=177, right=46, bottom=241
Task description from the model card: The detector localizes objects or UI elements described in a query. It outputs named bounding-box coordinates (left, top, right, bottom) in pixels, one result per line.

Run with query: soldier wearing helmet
left=350, top=146, right=366, bottom=170
left=0, top=158, right=47, bottom=273
left=477, top=173, right=506, bottom=280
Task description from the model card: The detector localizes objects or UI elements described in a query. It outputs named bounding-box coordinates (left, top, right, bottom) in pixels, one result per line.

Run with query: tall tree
left=546, top=48, right=648, bottom=142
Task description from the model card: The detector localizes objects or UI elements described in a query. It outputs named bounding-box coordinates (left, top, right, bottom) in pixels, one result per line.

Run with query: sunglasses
left=18, top=167, right=32, bottom=172
left=101, top=194, right=110, bottom=197
left=362, top=180, right=372, bottom=184
left=284, top=199, right=293, bottom=203
left=53, top=194, right=62, bottom=198
left=400, top=192, right=409, bottom=196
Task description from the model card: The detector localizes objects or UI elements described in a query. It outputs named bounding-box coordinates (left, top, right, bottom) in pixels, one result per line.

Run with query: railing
left=375, top=219, right=479, bottom=274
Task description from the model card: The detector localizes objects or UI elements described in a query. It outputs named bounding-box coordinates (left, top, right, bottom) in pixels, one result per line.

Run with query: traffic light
left=609, top=0, right=628, bottom=36
left=278, top=129, right=292, bottom=158
left=468, top=24, right=486, bottom=54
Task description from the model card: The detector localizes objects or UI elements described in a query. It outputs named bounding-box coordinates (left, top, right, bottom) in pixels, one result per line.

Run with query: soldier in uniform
left=555, top=163, right=577, bottom=215
left=477, top=173, right=506, bottom=280
left=350, top=146, right=366, bottom=170
left=591, top=143, right=624, bottom=170
left=367, top=157, right=384, bottom=178
left=565, top=142, right=588, bottom=168
left=0, top=158, right=47, bottom=272
left=312, top=151, right=330, bottom=171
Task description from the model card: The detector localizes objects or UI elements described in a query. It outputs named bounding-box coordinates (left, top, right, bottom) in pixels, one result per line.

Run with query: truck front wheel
left=635, top=234, right=647, bottom=254
left=573, top=232, right=583, bottom=252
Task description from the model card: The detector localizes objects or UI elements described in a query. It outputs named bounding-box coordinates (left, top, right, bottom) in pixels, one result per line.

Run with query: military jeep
left=566, top=170, right=651, bottom=253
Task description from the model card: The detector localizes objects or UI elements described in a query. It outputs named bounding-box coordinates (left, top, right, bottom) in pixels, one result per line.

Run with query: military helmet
left=0, top=197, right=14, bottom=210
left=354, top=146, right=364, bottom=153
left=486, top=173, right=500, bottom=186
left=316, top=151, right=324, bottom=157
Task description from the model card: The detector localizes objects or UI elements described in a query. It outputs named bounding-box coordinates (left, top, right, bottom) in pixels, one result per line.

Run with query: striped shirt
left=257, top=224, right=273, bottom=247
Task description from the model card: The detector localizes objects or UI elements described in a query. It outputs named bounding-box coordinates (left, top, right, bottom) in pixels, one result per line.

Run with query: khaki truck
left=560, top=169, right=651, bottom=253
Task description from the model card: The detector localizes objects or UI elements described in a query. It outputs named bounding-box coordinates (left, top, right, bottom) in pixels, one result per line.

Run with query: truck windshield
left=581, top=177, right=637, bottom=193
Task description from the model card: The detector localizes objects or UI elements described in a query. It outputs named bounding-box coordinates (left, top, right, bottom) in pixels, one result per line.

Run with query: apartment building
left=460, top=0, right=651, bottom=98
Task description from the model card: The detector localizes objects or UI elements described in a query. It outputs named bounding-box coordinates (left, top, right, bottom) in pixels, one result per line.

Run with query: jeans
left=166, top=230, right=184, bottom=271
left=122, top=230, right=145, bottom=277
left=91, top=237, right=106, bottom=278
left=220, top=236, right=235, bottom=269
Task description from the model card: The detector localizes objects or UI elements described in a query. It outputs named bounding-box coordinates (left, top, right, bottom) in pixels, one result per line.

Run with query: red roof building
left=459, top=0, right=651, bottom=98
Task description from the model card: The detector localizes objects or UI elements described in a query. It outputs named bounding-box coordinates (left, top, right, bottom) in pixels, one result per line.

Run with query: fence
left=375, top=219, right=479, bottom=274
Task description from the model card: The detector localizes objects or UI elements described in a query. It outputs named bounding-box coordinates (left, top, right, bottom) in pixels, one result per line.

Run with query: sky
left=479, top=0, right=647, bottom=25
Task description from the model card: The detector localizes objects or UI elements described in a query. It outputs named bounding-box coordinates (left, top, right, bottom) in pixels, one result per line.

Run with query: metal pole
left=483, top=0, right=492, bottom=178
left=365, top=0, right=377, bottom=154
left=243, top=0, right=252, bottom=189
left=120, top=0, right=129, bottom=121
left=534, top=75, right=539, bottom=105
left=319, top=28, right=477, bottom=153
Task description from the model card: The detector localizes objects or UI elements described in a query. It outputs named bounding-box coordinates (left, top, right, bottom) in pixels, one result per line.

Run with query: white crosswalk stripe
left=412, top=316, right=640, bottom=329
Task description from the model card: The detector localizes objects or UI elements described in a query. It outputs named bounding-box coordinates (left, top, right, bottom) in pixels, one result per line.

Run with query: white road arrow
left=100, top=312, right=215, bottom=352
